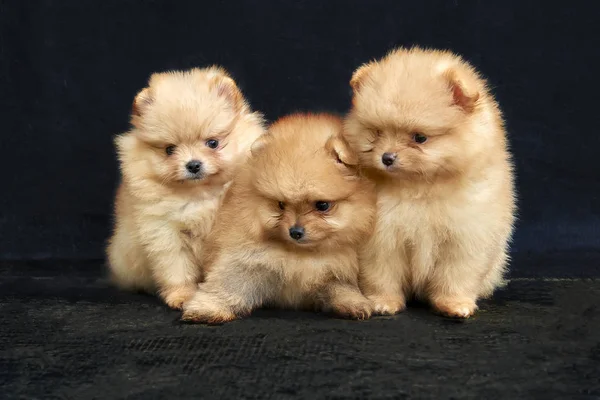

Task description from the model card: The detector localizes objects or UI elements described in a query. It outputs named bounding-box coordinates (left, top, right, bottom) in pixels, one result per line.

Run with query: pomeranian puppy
left=181, top=113, right=376, bottom=324
left=344, top=47, right=516, bottom=318
left=107, top=67, right=265, bottom=309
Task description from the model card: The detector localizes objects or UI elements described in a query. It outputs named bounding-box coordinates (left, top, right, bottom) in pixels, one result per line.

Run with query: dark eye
left=315, top=201, right=331, bottom=212
left=278, top=201, right=285, bottom=210
left=374, top=129, right=382, bottom=137
left=413, top=133, right=427, bottom=144
left=165, top=145, right=176, bottom=155
left=206, top=139, right=219, bottom=149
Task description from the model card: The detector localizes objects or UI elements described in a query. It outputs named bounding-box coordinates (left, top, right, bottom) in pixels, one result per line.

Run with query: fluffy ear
left=250, top=133, right=271, bottom=157
left=326, top=135, right=358, bottom=167
left=209, top=71, right=244, bottom=112
left=443, top=68, right=480, bottom=112
left=350, top=61, right=375, bottom=92
left=131, top=87, right=153, bottom=117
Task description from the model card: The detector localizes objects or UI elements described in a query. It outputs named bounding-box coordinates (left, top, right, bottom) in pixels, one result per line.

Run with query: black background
left=1, top=0, right=599, bottom=275
left=2, top=2, right=600, bottom=398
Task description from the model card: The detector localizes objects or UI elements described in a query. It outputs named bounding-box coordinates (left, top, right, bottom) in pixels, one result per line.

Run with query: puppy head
left=247, top=113, right=374, bottom=251
left=125, top=67, right=249, bottom=186
left=345, top=47, right=487, bottom=180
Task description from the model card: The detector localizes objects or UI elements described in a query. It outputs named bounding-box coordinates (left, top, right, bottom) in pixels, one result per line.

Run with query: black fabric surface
left=2, top=1, right=600, bottom=398
left=2, top=261, right=599, bottom=399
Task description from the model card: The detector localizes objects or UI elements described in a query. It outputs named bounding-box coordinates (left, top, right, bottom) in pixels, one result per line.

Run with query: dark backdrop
left=1, top=0, right=599, bottom=277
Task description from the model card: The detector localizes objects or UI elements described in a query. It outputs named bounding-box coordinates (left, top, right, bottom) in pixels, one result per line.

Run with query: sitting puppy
left=344, top=47, right=516, bottom=318
left=107, top=67, right=265, bottom=309
left=182, top=113, right=376, bottom=324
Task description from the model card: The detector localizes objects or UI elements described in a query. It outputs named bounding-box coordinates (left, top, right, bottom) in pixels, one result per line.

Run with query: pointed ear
left=350, top=61, right=375, bottom=92
left=326, top=135, right=358, bottom=167
left=443, top=67, right=480, bottom=112
left=209, top=70, right=244, bottom=112
left=131, top=87, right=153, bottom=117
left=250, top=133, right=270, bottom=157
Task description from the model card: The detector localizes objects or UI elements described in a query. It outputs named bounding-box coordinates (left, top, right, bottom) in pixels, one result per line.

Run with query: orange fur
left=182, top=113, right=377, bottom=324
left=344, top=47, right=516, bottom=318
left=106, top=67, right=265, bottom=309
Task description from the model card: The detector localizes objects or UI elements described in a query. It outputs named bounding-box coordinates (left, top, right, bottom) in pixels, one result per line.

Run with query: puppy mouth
left=381, top=164, right=400, bottom=173
left=286, top=237, right=315, bottom=247
left=291, top=239, right=310, bottom=245
left=178, top=173, right=206, bottom=183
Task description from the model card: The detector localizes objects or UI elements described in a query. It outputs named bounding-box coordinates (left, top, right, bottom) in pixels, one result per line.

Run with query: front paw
left=330, top=297, right=373, bottom=320
left=367, top=294, right=406, bottom=315
left=432, top=297, right=478, bottom=319
left=181, top=291, right=238, bottom=325
left=161, top=284, right=197, bottom=310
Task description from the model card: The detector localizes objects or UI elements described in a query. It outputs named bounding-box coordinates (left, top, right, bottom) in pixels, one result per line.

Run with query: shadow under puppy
left=344, top=47, right=516, bottom=318
left=182, top=113, right=377, bottom=324
left=107, top=67, right=265, bottom=309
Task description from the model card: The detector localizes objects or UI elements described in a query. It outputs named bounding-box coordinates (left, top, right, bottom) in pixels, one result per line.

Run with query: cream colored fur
left=344, top=47, right=516, bottom=318
left=107, top=67, right=265, bottom=309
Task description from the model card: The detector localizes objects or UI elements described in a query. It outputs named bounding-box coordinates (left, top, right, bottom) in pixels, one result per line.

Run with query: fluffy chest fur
left=277, top=251, right=349, bottom=308
left=174, top=197, right=221, bottom=239
left=133, top=186, right=226, bottom=258
left=379, top=190, right=462, bottom=244
left=228, top=244, right=358, bottom=309
left=375, top=176, right=506, bottom=293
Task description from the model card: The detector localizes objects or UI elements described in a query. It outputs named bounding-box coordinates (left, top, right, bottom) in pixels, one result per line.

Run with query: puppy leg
left=150, top=249, right=199, bottom=310
left=107, top=218, right=155, bottom=293
left=323, top=282, right=373, bottom=320
left=359, top=239, right=407, bottom=315
left=427, top=244, right=491, bottom=318
left=182, top=259, right=279, bottom=324
left=479, top=247, right=510, bottom=299
left=181, top=288, right=239, bottom=324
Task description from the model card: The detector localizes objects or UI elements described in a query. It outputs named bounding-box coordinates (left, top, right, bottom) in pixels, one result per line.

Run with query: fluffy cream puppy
left=344, top=47, right=516, bottom=318
left=107, top=67, right=265, bottom=309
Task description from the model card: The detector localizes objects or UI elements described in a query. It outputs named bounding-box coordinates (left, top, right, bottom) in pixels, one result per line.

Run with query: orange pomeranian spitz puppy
left=344, top=47, right=516, bottom=318
left=107, top=67, right=265, bottom=309
left=181, top=113, right=376, bottom=324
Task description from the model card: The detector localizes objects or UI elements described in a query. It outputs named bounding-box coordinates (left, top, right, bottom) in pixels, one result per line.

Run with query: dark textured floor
left=1, top=261, right=599, bottom=399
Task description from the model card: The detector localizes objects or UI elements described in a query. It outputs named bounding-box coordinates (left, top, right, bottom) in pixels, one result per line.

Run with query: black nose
left=186, top=160, right=202, bottom=174
left=289, top=226, right=305, bottom=241
left=381, top=152, right=397, bottom=166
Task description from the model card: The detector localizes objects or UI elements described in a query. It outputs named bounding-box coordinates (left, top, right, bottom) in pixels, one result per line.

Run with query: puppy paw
left=161, top=285, right=197, bottom=310
left=367, top=294, right=406, bottom=315
left=181, top=291, right=238, bottom=325
left=330, top=297, right=373, bottom=320
left=432, top=297, right=478, bottom=319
